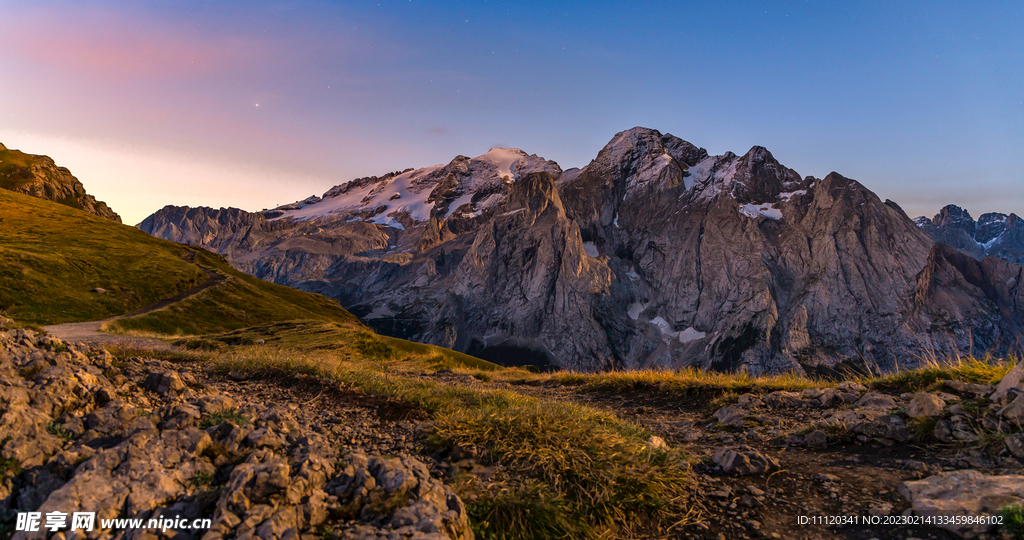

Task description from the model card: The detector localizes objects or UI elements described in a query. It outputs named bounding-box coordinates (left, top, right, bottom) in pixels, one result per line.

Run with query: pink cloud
left=1, top=6, right=266, bottom=80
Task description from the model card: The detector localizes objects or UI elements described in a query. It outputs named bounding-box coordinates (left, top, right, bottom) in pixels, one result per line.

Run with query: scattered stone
left=803, top=430, right=828, bottom=448
left=815, top=473, right=840, bottom=483
left=227, top=370, right=250, bottom=381
left=144, top=370, right=186, bottom=395
left=869, top=502, right=893, bottom=517
left=907, top=392, right=946, bottom=418
left=900, top=470, right=1024, bottom=537
left=713, top=404, right=747, bottom=427
left=1005, top=433, right=1024, bottom=459
left=92, top=287, right=106, bottom=294
left=712, top=445, right=780, bottom=475
left=999, top=395, right=1024, bottom=424
left=943, top=380, right=992, bottom=396
left=710, top=486, right=732, bottom=499
left=737, top=393, right=764, bottom=408
left=646, top=435, right=668, bottom=451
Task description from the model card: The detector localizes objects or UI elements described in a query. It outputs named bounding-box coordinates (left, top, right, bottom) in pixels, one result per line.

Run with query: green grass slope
left=0, top=189, right=206, bottom=324
left=0, top=188, right=356, bottom=330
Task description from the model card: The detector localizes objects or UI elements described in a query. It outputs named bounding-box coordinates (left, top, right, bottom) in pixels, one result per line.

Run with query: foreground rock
left=712, top=445, right=779, bottom=475
left=0, top=323, right=472, bottom=539
left=900, top=470, right=1024, bottom=538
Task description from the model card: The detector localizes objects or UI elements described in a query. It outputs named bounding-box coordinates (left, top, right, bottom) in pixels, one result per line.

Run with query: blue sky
left=1, top=1, right=1021, bottom=224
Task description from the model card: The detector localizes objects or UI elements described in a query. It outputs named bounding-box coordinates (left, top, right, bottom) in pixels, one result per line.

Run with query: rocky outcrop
left=0, top=321, right=472, bottom=540
left=0, top=142, right=121, bottom=222
left=138, top=128, right=1024, bottom=374
left=915, top=204, right=1024, bottom=264
left=900, top=470, right=1024, bottom=538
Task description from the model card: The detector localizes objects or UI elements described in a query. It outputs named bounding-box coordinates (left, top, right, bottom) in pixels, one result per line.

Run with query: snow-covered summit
left=268, top=147, right=559, bottom=229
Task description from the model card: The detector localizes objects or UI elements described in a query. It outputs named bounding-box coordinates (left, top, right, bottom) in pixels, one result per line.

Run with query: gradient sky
left=1, top=1, right=1022, bottom=225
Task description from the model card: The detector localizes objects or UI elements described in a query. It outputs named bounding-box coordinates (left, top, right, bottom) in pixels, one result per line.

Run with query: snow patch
left=364, top=305, right=396, bottom=320
left=625, top=267, right=641, bottom=281
left=678, top=327, right=706, bottom=343
left=778, top=190, right=806, bottom=202
left=627, top=302, right=646, bottom=321
left=444, top=191, right=475, bottom=219
left=475, top=148, right=524, bottom=182
left=649, top=317, right=706, bottom=343
left=739, top=203, right=782, bottom=220
left=583, top=242, right=599, bottom=257
left=273, top=164, right=445, bottom=225
left=982, top=233, right=1004, bottom=250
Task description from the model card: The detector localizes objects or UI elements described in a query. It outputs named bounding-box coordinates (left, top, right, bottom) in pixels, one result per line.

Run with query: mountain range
left=129, top=127, right=1023, bottom=374
left=914, top=205, right=1024, bottom=264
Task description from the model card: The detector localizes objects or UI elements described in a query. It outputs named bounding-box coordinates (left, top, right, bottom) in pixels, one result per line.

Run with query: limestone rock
left=991, top=361, right=1024, bottom=403
left=1005, top=433, right=1024, bottom=459
left=713, top=404, right=747, bottom=427
left=900, top=470, right=1024, bottom=537
left=907, top=393, right=946, bottom=418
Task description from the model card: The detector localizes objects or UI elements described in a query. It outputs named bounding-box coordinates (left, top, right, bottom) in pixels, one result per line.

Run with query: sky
left=1, top=1, right=1022, bottom=225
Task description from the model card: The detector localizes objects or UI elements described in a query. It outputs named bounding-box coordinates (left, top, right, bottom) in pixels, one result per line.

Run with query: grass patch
left=909, top=416, right=939, bottom=444
left=46, top=421, right=74, bottom=442
left=866, top=357, right=1013, bottom=394
left=999, top=503, right=1024, bottom=539
left=524, top=368, right=823, bottom=410
left=198, top=408, right=249, bottom=429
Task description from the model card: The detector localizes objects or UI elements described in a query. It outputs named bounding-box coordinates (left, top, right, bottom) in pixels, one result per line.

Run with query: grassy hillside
left=0, top=188, right=356, bottom=330
left=0, top=189, right=206, bottom=324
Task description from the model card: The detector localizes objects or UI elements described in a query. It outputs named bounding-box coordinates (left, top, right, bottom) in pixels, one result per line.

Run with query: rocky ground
left=2, top=314, right=1023, bottom=539
left=0, top=321, right=473, bottom=540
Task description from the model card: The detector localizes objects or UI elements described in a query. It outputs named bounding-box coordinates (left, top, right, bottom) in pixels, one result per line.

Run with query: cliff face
left=0, top=142, right=121, bottom=222
left=139, top=128, right=1024, bottom=374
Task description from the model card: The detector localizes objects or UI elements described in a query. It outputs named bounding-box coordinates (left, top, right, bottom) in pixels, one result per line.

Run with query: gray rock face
left=139, top=127, right=1024, bottom=374
left=0, top=322, right=472, bottom=540
left=900, top=470, right=1024, bottom=538
left=915, top=204, right=1024, bottom=264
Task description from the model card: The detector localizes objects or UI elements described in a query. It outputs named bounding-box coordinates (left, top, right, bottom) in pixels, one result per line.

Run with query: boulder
left=900, top=470, right=1024, bottom=537
left=999, top=395, right=1024, bottom=424
left=853, top=392, right=897, bottom=411
left=991, top=361, right=1024, bottom=403
left=1005, top=433, right=1024, bottom=459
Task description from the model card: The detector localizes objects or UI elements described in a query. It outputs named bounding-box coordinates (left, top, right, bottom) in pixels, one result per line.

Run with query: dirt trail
left=44, top=267, right=225, bottom=349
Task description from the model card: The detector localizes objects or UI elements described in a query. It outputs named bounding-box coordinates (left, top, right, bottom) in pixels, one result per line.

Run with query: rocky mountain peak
left=934, top=204, right=977, bottom=235
left=914, top=204, right=1024, bottom=264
